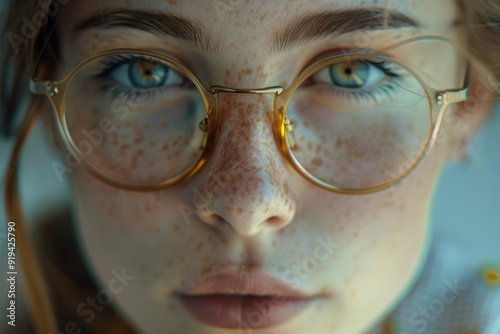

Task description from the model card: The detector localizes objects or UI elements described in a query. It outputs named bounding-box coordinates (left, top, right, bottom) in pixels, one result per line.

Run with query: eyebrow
left=74, top=7, right=420, bottom=54
left=272, top=8, right=421, bottom=52
left=74, top=9, right=218, bottom=52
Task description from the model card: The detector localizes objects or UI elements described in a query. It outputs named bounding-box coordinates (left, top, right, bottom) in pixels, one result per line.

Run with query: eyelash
left=305, top=60, right=405, bottom=104
left=93, top=54, right=181, bottom=102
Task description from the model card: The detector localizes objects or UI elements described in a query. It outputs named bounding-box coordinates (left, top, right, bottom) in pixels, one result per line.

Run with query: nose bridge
left=193, top=92, right=296, bottom=236
left=212, top=90, right=277, bottom=172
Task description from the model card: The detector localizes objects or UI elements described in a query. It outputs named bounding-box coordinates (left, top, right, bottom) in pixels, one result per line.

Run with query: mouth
left=175, top=270, right=323, bottom=329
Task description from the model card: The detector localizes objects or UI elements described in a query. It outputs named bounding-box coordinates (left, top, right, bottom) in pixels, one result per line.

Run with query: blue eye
left=98, top=55, right=184, bottom=90
left=128, top=59, right=168, bottom=88
left=313, top=60, right=387, bottom=90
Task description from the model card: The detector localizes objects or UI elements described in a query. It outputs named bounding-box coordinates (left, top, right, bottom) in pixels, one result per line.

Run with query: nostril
left=266, top=216, right=285, bottom=225
left=200, top=213, right=225, bottom=226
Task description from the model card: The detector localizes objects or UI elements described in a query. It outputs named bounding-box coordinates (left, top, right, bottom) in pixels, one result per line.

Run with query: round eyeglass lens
left=284, top=55, right=432, bottom=190
left=63, top=53, right=208, bottom=186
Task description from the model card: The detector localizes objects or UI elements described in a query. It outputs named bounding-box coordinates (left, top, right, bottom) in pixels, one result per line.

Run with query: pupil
left=344, top=67, right=352, bottom=75
left=129, top=60, right=167, bottom=88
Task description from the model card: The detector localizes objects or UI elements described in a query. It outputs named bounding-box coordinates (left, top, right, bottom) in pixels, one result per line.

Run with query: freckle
left=171, top=224, right=179, bottom=232
left=201, top=266, right=211, bottom=276
left=312, top=157, right=323, bottom=166
left=350, top=289, right=357, bottom=297
left=196, top=241, right=204, bottom=251
left=130, top=157, right=137, bottom=170
left=159, top=120, right=169, bottom=129
left=107, top=204, right=116, bottom=215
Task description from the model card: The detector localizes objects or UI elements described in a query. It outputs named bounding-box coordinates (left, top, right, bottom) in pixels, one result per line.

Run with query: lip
left=175, top=270, right=321, bottom=329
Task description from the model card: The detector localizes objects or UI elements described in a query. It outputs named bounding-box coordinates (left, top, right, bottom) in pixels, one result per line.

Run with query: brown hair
left=1, top=0, right=61, bottom=135
left=1, top=0, right=500, bottom=332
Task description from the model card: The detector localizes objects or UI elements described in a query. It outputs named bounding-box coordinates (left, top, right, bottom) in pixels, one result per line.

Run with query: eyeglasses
left=30, top=35, right=469, bottom=194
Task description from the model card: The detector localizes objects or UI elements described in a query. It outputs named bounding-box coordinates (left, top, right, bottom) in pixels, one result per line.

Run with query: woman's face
left=56, top=0, right=464, bottom=333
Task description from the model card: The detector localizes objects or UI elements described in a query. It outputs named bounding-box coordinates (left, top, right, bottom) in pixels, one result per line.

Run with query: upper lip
left=177, top=269, right=314, bottom=299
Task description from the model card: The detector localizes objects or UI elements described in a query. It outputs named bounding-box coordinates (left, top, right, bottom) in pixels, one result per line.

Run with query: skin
left=47, top=0, right=488, bottom=333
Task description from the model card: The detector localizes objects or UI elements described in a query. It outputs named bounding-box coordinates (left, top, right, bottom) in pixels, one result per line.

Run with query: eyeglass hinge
left=29, top=80, right=59, bottom=97
left=436, top=93, right=447, bottom=106
left=436, top=87, right=469, bottom=106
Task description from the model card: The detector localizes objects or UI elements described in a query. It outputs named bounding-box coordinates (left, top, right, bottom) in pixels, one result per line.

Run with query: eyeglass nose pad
left=198, top=117, right=209, bottom=150
left=284, top=116, right=297, bottom=149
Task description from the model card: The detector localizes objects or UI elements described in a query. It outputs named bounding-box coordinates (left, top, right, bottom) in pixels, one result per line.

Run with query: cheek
left=278, top=138, right=446, bottom=311
left=69, top=168, right=217, bottom=305
left=71, top=168, right=190, bottom=234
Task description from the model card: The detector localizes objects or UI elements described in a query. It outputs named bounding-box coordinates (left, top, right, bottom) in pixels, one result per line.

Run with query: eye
left=109, top=57, right=183, bottom=89
left=313, top=60, right=387, bottom=89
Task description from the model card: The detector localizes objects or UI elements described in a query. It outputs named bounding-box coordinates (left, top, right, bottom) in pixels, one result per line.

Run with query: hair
left=1, top=0, right=500, bottom=332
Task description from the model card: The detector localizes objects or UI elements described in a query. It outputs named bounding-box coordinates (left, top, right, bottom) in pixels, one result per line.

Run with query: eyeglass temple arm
left=436, top=63, right=470, bottom=105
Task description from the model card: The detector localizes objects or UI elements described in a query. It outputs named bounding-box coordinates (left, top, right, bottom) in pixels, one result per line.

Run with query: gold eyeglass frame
left=29, top=35, right=470, bottom=195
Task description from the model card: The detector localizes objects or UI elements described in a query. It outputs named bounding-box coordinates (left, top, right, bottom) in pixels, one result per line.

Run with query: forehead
left=60, top=0, right=458, bottom=48
left=58, top=0, right=459, bottom=87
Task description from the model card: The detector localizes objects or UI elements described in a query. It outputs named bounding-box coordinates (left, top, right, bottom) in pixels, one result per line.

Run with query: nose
left=193, top=94, right=296, bottom=236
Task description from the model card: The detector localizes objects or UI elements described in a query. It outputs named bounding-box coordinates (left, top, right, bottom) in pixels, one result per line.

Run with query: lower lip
left=176, top=294, right=313, bottom=329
